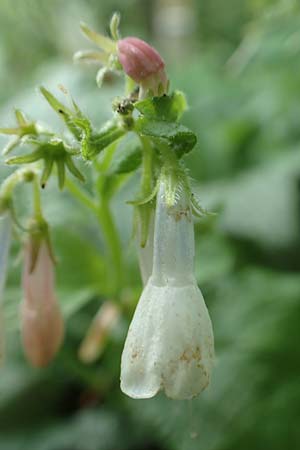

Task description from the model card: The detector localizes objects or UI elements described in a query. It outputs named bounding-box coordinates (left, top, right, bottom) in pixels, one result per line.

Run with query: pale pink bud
left=117, top=37, right=168, bottom=97
left=79, top=301, right=120, bottom=363
left=21, top=239, right=64, bottom=367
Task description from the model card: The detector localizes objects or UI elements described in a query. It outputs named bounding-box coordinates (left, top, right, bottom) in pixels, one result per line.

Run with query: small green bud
left=110, top=12, right=121, bottom=41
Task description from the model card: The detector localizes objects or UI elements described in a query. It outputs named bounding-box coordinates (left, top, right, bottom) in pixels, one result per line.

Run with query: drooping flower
left=117, top=37, right=168, bottom=98
left=0, top=213, right=12, bottom=363
left=21, top=233, right=64, bottom=367
left=121, top=179, right=214, bottom=399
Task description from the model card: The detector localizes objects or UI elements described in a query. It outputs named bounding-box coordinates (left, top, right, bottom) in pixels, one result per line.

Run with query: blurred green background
left=1, top=0, right=300, bottom=449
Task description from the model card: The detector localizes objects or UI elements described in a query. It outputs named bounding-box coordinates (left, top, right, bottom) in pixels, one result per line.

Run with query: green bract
left=108, top=142, right=142, bottom=175
left=134, top=90, right=187, bottom=122
left=5, top=139, right=84, bottom=190
left=135, top=117, right=197, bottom=158
left=81, top=121, right=126, bottom=161
left=40, top=86, right=92, bottom=142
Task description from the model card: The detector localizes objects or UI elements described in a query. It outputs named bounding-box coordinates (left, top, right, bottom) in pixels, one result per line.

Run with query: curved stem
left=33, top=176, right=43, bottom=220
left=140, top=136, right=153, bottom=197
left=65, top=178, right=97, bottom=212
left=97, top=198, right=122, bottom=295
left=0, top=168, right=35, bottom=202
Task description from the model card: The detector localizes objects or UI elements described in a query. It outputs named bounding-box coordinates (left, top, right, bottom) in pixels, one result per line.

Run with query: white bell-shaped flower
left=0, top=213, right=12, bottom=362
left=121, top=180, right=214, bottom=399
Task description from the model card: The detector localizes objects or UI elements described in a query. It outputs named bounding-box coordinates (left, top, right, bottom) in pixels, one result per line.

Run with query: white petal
left=121, top=278, right=214, bottom=400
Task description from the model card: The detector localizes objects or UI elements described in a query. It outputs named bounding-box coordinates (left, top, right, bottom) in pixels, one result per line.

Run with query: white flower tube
left=0, top=213, right=12, bottom=363
left=121, top=181, right=214, bottom=399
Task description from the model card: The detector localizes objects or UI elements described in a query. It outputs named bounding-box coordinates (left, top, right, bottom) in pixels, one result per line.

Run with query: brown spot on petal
left=179, top=346, right=201, bottom=363
left=131, top=350, right=138, bottom=359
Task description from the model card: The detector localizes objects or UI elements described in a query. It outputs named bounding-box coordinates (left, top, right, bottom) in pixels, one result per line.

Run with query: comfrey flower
left=0, top=213, right=12, bottom=362
left=121, top=179, right=214, bottom=400
left=21, top=228, right=64, bottom=367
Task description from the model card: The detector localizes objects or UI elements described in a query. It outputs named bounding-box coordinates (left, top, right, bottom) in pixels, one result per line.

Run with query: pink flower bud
left=21, top=238, right=64, bottom=367
left=117, top=37, right=168, bottom=97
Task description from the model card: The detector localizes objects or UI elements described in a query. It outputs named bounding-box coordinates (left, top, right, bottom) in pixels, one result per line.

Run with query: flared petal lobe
left=21, top=240, right=64, bottom=367
left=121, top=280, right=214, bottom=399
left=121, top=181, right=214, bottom=399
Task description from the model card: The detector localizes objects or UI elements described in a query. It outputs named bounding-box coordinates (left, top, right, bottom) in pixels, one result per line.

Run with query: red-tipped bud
left=117, top=37, right=168, bottom=97
left=21, top=238, right=64, bottom=367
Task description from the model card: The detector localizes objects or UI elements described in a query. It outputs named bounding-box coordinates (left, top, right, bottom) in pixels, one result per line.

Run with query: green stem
left=140, top=136, right=153, bottom=197
left=65, top=178, right=97, bottom=212
left=66, top=171, right=123, bottom=295
left=33, top=176, right=43, bottom=220
left=0, top=168, right=35, bottom=201
left=97, top=198, right=122, bottom=294
left=92, top=141, right=123, bottom=294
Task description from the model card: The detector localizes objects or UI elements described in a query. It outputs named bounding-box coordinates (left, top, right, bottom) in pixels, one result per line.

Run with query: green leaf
left=80, top=22, right=116, bottom=53
left=135, top=118, right=197, bottom=158
left=191, top=194, right=216, bottom=218
left=109, top=143, right=142, bottom=175
left=127, top=181, right=158, bottom=206
left=73, top=49, right=109, bottom=64
left=110, top=12, right=121, bottom=40
left=82, top=122, right=125, bottom=160
left=40, top=86, right=73, bottom=116
left=134, top=90, right=187, bottom=122
left=5, top=148, right=44, bottom=165
left=65, top=155, right=85, bottom=183
left=2, top=137, right=20, bottom=155
left=40, top=157, right=54, bottom=188
left=96, top=67, right=109, bottom=88
left=0, top=127, right=23, bottom=135
left=56, top=158, right=66, bottom=190
left=14, top=109, right=28, bottom=126
left=40, top=86, right=91, bottom=141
